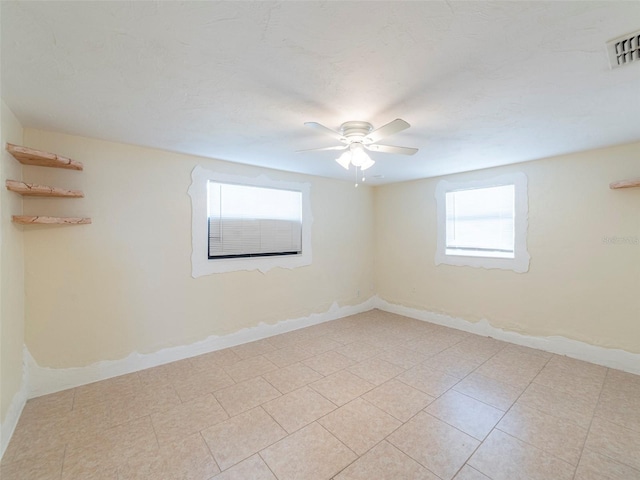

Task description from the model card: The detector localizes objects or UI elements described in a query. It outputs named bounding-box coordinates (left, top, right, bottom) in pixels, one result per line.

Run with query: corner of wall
left=0, top=99, right=27, bottom=461
left=0, top=347, right=29, bottom=460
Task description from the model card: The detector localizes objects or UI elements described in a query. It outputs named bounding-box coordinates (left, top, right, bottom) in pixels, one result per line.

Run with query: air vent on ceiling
left=607, top=30, right=640, bottom=69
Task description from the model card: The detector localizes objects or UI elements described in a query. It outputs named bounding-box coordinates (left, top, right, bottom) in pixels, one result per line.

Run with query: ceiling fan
left=299, top=119, right=418, bottom=172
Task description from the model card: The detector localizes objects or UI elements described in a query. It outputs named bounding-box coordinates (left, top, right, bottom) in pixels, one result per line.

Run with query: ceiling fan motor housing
left=340, top=121, right=373, bottom=142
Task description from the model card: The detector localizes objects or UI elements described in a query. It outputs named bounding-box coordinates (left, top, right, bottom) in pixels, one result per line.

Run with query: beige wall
left=375, top=142, right=640, bottom=354
left=1, top=101, right=25, bottom=423
left=22, top=129, right=375, bottom=368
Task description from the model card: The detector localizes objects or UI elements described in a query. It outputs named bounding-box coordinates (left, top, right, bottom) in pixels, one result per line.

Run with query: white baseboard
left=375, top=297, right=640, bottom=375
left=27, top=297, right=377, bottom=398
left=0, top=347, right=29, bottom=461
left=22, top=295, right=640, bottom=402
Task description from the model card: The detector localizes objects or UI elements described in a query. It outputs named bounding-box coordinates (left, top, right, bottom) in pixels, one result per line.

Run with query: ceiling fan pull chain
left=355, top=165, right=359, bottom=188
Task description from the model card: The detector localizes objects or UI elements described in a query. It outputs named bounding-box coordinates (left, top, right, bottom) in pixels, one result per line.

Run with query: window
left=189, top=166, right=312, bottom=277
left=435, top=172, right=529, bottom=272
left=445, top=184, right=515, bottom=259
left=207, top=182, right=302, bottom=259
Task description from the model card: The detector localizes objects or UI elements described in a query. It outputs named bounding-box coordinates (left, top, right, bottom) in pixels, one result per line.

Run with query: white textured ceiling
left=2, top=1, right=639, bottom=184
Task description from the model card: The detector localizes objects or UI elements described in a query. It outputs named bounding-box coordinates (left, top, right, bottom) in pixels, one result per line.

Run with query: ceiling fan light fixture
left=335, top=151, right=351, bottom=169
left=360, top=155, right=375, bottom=171
left=349, top=143, right=368, bottom=167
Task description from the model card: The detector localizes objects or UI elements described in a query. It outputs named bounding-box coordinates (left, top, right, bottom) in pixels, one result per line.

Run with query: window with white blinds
left=434, top=172, right=529, bottom=273
left=445, top=185, right=515, bottom=258
left=207, top=182, right=303, bottom=259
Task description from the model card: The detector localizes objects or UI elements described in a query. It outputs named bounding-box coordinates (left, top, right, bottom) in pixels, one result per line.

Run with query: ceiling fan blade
left=365, top=144, right=418, bottom=155
left=296, top=145, right=347, bottom=153
left=304, top=122, right=346, bottom=142
left=364, top=118, right=410, bottom=143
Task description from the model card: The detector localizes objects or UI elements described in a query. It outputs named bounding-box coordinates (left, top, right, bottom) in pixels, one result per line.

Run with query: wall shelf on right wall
left=12, top=216, right=92, bottom=225
left=610, top=178, right=640, bottom=189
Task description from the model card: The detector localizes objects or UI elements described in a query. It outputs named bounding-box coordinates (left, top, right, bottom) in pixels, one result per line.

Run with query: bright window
left=445, top=185, right=515, bottom=259
left=189, top=166, right=312, bottom=277
left=207, top=182, right=302, bottom=259
left=435, top=172, right=529, bottom=272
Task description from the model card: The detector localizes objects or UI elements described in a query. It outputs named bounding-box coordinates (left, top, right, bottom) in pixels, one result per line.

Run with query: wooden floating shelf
left=610, top=178, right=640, bottom=189
left=12, top=216, right=92, bottom=225
left=6, top=143, right=83, bottom=170
left=6, top=180, right=84, bottom=198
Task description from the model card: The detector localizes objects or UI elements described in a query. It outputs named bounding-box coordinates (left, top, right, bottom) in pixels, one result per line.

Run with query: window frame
left=189, top=165, right=312, bottom=277
left=434, top=172, right=530, bottom=273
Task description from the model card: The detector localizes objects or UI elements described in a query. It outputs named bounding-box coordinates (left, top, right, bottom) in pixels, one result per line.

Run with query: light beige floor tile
left=172, top=368, right=235, bottom=403
left=596, top=379, right=640, bottom=433
left=98, top=416, right=159, bottom=461
left=574, top=448, right=640, bottom=480
left=61, top=401, right=114, bottom=450
left=388, top=412, right=479, bottom=480
left=533, top=362, right=605, bottom=402
left=453, top=372, right=524, bottom=410
left=501, top=344, right=553, bottom=360
left=262, top=362, right=323, bottom=394
left=137, top=359, right=196, bottom=388
left=263, top=345, right=313, bottom=368
left=444, top=336, right=507, bottom=364
left=0, top=445, right=65, bottom=480
left=212, top=454, right=277, bottom=480
left=397, top=364, right=459, bottom=397
left=63, top=417, right=159, bottom=479
left=151, top=393, right=228, bottom=444
left=517, top=381, right=596, bottom=429
left=318, top=398, right=401, bottom=454
left=214, top=377, right=281, bottom=416
left=260, top=422, right=356, bottom=480
left=453, top=465, right=491, bottom=480
left=201, top=407, right=286, bottom=471
left=348, top=357, right=405, bottom=385
left=375, top=346, right=428, bottom=369
left=223, top=356, right=278, bottom=382
left=73, top=373, right=142, bottom=409
left=20, top=389, right=75, bottom=421
left=475, top=354, right=545, bottom=390
left=106, top=383, right=182, bottom=428
left=190, top=348, right=242, bottom=373
left=363, top=379, right=434, bottom=422
left=160, top=432, right=220, bottom=480
left=230, top=338, right=277, bottom=359
left=497, top=403, right=587, bottom=465
left=309, top=370, right=375, bottom=406
left=421, top=350, right=481, bottom=379
left=61, top=445, right=119, bottom=480
left=425, top=390, right=504, bottom=440
left=403, top=335, right=451, bottom=356
left=584, top=416, right=640, bottom=470
left=335, top=342, right=383, bottom=362
left=468, top=430, right=575, bottom=480
left=601, top=369, right=640, bottom=397
left=297, top=336, right=342, bottom=356
left=262, top=386, right=336, bottom=433
left=335, top=440, right=439, bottom=480
left=118, top=432, right=220, bottom=480
left=327, top=327, right=373, bottom=346
left=303, top=350, right=356, bottom=375
left=2, top=409, right=72, bottom=464
left=266, top=329, right=316, bottom=350
left=546, top=355, right=607, bottom=377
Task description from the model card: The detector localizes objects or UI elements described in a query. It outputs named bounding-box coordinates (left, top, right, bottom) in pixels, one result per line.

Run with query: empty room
left=1, top=1, right=639, bottom=479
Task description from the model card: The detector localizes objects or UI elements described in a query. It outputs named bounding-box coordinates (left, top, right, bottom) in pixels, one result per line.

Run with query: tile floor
left=2, top=309, right=640, bottom=479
